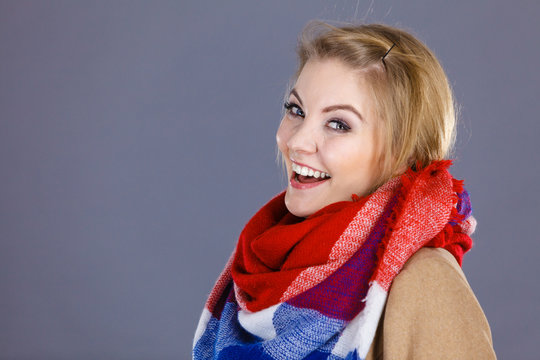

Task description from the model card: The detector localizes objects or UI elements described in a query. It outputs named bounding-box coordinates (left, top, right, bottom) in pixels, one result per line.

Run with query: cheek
left=324, top=136, right=378, bottom=180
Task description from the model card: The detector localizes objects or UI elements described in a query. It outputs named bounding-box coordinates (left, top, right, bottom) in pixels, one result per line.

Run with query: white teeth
left=291, top=163, right=330, bottom=179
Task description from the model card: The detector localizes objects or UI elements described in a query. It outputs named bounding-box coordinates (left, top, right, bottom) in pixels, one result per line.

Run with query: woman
left=193, top=22, right=496, bottom=359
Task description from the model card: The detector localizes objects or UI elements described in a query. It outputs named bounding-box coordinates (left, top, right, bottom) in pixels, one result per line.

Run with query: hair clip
left=381, top=43, right=396, bottom=67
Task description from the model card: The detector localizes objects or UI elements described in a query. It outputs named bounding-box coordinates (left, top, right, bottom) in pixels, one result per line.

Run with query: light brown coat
left=365, top=247, right=496, bottom=359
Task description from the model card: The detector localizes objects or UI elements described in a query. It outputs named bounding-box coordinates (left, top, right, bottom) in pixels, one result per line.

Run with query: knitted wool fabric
left=193, top=160, right=475, bottom=360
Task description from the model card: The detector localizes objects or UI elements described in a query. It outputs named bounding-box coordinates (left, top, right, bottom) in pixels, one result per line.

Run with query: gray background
left=1, top=0, right=539, bottom=359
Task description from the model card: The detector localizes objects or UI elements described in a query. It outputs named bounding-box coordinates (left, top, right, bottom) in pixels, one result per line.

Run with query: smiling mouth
left=291, top=162, right=331, bottom=185
left=294, top=173, right=326, bottom=183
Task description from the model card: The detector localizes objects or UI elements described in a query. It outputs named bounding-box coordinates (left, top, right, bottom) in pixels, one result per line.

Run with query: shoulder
left=395, top=247, right=467, bottom=289
left=387, top=247, right=488, bottom=328
left=390, top=247, right=489, bottom=319
left=368, top=247, right=496, bottom=360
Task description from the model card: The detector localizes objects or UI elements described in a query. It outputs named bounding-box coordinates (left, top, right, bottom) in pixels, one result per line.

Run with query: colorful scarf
left=193, top=160, right=475, bottom=360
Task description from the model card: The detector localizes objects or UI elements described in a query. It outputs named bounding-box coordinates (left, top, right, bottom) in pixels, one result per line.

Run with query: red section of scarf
left=232, top=195, right=367, bottom=310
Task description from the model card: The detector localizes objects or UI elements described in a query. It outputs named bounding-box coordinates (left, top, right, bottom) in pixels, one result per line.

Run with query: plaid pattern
left=193, top=161, right=474, bottom=360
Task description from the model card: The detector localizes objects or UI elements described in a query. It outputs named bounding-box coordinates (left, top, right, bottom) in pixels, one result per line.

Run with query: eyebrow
left=322, top=104, right=364, bottom=122
left=290, top=88, right=303, bottom=106
left=289, top=88, right=365, bottom=122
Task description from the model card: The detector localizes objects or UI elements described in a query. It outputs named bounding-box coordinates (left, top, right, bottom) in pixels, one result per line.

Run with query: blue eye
left=328, top=119, right=351, bottom=132
left=284, top=101, right=305, bottom=118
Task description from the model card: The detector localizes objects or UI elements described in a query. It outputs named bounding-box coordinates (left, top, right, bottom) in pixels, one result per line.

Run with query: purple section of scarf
left=450, top=189, right=472, bottom=225
left=286, top=191, right=399, bottom=321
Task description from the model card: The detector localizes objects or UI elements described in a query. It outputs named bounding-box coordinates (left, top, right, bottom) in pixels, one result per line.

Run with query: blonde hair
left=294, top=21, right=457, bottom=190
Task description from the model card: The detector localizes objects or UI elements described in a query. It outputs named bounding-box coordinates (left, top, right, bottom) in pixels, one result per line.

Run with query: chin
left=284, top=192, right=319, bottom=218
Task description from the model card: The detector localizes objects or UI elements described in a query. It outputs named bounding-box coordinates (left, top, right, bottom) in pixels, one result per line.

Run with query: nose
left=286, top=119, right=318, bottom=155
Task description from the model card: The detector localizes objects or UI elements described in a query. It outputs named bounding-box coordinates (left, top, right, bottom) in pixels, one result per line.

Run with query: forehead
left=293, top=58, right=374, bottom=112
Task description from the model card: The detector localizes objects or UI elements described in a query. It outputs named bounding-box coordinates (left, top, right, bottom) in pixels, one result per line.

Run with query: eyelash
left=284, top=101, right=304, bottom=118
left=328, top=119, right=351, bottom=132
left=283, top=101, right=351, bottom=132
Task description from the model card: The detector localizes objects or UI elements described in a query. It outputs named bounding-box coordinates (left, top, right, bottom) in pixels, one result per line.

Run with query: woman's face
left=276, top=58, right=383, bottom=217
